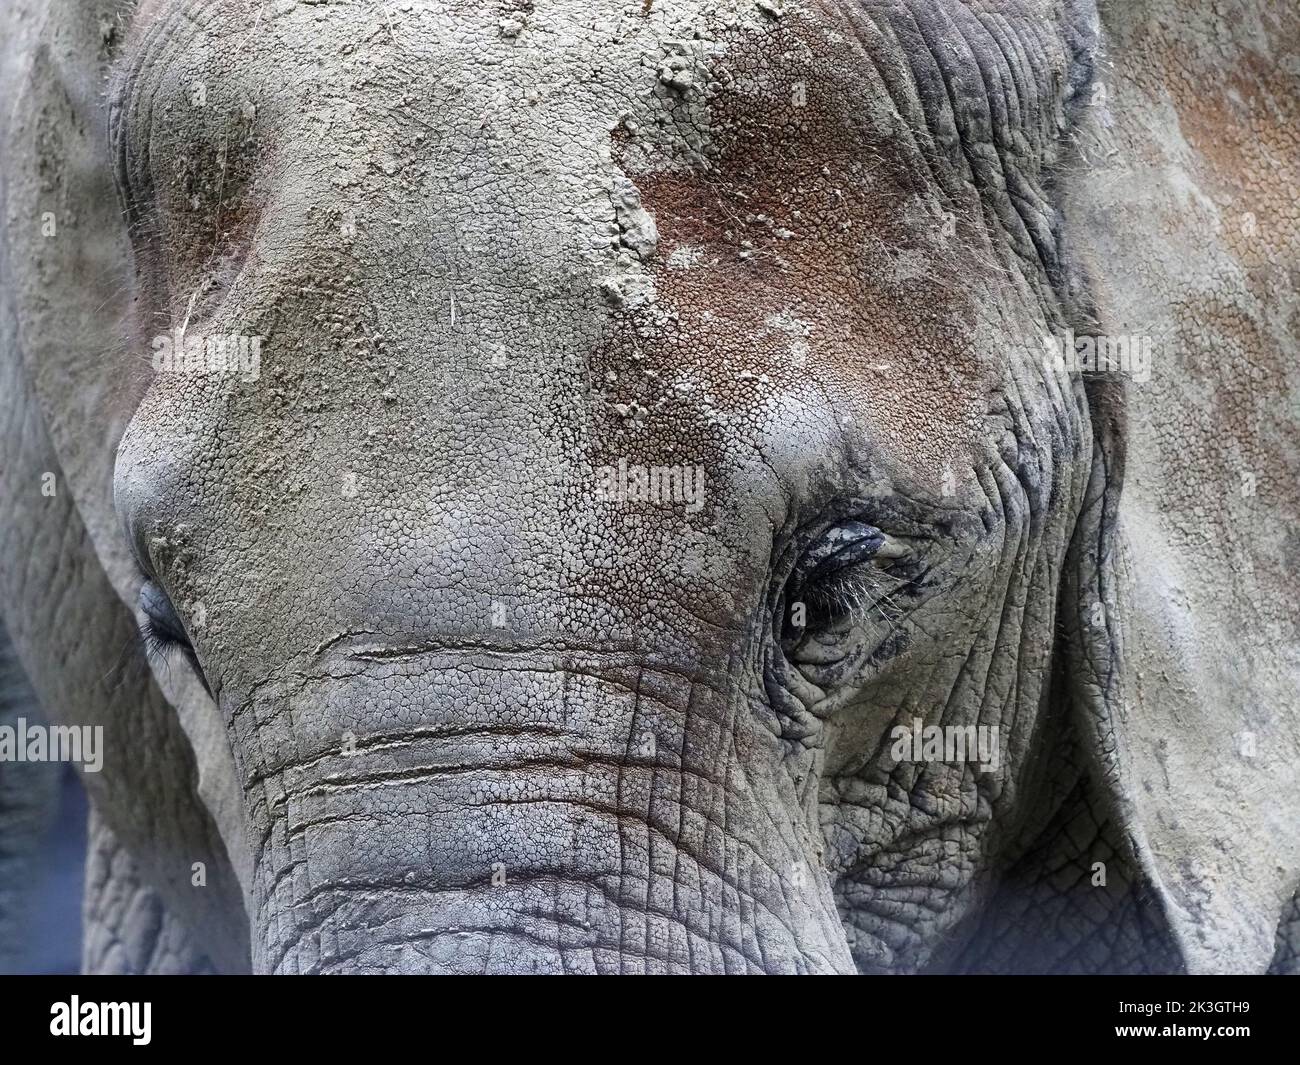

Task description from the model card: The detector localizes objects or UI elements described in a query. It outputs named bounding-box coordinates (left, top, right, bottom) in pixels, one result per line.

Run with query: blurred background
left=0, top=621, right=86, bottom=975
left=24, top=767, right=86, bottom=974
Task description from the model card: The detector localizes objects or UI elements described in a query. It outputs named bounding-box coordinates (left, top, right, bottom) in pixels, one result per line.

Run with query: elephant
left=0, top=0, right=1296, bottom=975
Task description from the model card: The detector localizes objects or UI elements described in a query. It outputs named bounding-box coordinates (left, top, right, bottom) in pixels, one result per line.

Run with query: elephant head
left=2, top=0, right=1297, bottom=973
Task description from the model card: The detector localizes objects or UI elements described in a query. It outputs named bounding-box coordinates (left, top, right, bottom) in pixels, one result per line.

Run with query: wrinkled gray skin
left=0, top=0, right=1296, bottom=974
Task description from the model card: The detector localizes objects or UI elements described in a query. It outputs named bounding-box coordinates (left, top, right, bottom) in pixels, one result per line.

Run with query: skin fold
left=0, top=0, right=1295, bottom=973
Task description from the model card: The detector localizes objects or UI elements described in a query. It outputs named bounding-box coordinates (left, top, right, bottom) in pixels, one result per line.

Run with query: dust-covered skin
left=0, top=0, right=1296, bottom=974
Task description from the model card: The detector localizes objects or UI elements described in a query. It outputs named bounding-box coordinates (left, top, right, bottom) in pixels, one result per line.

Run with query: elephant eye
left=137, top=579, right=209, bottom=693
left=139, top=579, right=190, bottom=649
left=783, top=522, right=910, bottom=639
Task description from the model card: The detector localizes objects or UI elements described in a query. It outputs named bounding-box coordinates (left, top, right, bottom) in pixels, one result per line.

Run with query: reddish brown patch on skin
left=598, top=8, right=1009, bottom=491
left=1115, top=21, right=1299, bottom=487
left=1170, top=52, right=1299, bottom=270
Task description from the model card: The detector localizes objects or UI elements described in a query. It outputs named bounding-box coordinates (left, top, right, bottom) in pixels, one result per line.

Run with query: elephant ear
left=1, top=0, right=252, bottom=928
left=1, top=0, right=148, bottom=602
left=1065, top=0, right=1300, bottom=972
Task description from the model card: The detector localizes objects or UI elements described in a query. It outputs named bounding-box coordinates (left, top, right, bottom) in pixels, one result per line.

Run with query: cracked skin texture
left=0, top=0, right=1294, bottom=973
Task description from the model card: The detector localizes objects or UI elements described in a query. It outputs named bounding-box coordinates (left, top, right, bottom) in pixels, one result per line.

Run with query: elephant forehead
left=114, top=0, right=1078, bottom=503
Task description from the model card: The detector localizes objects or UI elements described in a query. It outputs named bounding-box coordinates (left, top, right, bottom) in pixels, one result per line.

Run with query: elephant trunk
left=234, top=649, right=854, bottom=974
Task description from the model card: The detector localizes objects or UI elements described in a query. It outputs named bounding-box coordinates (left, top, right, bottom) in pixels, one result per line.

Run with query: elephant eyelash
left=130, top=578, right=216, bottom=697
left=134, top=616, right=215, bottom=700
left=139, top=616, right=183, bottom=662
left=104, top=619, right=185, bottom=699
left=808, top=559, right=914, bottom=632
left=784, top=547, right=919, bottom=648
